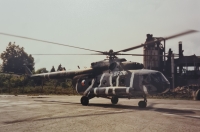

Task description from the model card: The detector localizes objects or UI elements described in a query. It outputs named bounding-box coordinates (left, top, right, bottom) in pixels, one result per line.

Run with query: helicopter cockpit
left=140, top=71, right=170, bottom=94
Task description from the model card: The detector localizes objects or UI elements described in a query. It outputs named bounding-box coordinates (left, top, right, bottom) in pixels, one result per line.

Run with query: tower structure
left=143, top=34, right=165, bottom=71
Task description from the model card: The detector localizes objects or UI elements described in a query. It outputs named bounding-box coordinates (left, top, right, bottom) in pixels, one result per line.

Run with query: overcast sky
left=0, top=0, right=200, bottom=71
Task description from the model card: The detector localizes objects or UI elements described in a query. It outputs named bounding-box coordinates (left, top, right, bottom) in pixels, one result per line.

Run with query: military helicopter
left=0, top=30, right=197, bottom=108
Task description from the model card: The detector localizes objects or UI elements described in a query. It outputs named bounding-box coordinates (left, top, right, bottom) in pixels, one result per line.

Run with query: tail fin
left=24, top=65, right=32, bottom=77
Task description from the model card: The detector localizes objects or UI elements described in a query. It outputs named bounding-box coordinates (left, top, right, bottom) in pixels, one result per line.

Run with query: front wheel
left=138, top=101, right=147, bottom=108
left=81, top=96, right=89, bottom=106
left=111, top=96, right=118, bottom=105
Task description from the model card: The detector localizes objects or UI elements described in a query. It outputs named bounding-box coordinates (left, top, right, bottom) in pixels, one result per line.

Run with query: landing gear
left=138, top=95, right=147, bottom=108
left=111, top=96, right=118, bottom=105
left=144, top=96, right=147, bottom=103
left=138, top=101, right=147, bottom=108
left=81, top=96, right=89, bottom=106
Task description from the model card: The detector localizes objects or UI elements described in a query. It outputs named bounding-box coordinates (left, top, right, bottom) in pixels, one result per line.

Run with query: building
left=143, top=35, right=200, bottom=87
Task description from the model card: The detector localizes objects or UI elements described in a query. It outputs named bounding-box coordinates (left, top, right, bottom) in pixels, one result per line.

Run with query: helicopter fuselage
left=75, top=69, right=170, bottom=98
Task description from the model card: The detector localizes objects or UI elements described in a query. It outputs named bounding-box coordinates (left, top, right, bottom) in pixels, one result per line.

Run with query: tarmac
left=0, top=95, right=200, bottom=132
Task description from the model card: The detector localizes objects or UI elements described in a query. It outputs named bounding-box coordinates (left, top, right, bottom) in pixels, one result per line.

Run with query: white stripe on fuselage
left=143, top=85, right=148, bottom=94
left=109, top=74, right=113, bottom=87
left=126, top=87, right=130, bottom=94
left=112, top=87, right=115, bottom=95
left=105, top=87, right=109, bottom=94
left=129, top=72, right=134, bottom=88
left=83, top=79, right=95, bottom=95
left=94, top=88, right=97, bottom=95
left=99, top=73, right=105, bottom=87
left=76, top=83, right=78, bottom=93
left=116, top=76, right=119, bottom=87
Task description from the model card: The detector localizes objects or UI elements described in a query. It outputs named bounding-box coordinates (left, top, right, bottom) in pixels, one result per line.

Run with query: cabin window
left=100, top=74, right=111, bottom=87
left=112, top=80, right=116, bottom=86
left=93, top=75, right=101, bottom=87
left=102, top=80, right=107, bottom=85
left=119, top=75, right=126, bottom=86
left=120, top=78, right=125, bottom=85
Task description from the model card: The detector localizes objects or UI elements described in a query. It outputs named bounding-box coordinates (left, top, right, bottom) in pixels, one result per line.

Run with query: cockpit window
left=160, top=73, right=169, bottom=82
left=142, top=75, right=151, bottom=84
left=150, top=72, right=169, bottom=83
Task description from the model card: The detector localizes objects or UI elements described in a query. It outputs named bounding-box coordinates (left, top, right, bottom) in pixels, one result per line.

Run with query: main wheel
left=111, top=96, right=118, bottom=105
left=81, top=96, right=89, bottom=106
left=138, top=101, right=147, bottom=108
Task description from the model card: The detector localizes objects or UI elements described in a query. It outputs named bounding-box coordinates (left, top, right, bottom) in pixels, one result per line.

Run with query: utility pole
left=171, top=53, right=174, bottom=91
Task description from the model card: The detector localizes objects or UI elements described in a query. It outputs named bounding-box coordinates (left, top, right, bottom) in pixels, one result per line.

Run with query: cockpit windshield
left=150, top=72, right=169, bottom=83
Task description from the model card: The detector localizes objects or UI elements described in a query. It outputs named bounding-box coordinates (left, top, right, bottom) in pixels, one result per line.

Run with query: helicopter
left=0, top=30, right=198, bottom=108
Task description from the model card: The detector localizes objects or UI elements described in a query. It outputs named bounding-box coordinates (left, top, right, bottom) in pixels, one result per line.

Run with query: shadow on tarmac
left=87, top=103, right=196, bottom=116
left=3, top=99, right=199, bottom=124
left=34, top=99, right=197, bottom=114
left=34, top=100, right=80, bottom=105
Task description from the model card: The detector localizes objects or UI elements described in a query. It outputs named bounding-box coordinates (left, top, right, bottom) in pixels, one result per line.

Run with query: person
left=50, top=66, right=55, bottom=72
left=57, top=64, right=62, bottom=71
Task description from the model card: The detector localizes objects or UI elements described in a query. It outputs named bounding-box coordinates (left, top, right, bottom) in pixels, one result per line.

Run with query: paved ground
left=0, top=95, right=200, bottom=132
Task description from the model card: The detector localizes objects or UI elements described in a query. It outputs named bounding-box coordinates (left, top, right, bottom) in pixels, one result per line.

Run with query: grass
left=0, top=86, right=79, bottom=95
left=0, top=87, right=196, bottom=100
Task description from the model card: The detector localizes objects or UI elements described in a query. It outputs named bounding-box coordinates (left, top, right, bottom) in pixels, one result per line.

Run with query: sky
left=0, top=0, right=200, bottom=71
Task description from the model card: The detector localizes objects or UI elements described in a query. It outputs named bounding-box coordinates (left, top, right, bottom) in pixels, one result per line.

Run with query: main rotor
left=0, top=30, right=198, bottom=61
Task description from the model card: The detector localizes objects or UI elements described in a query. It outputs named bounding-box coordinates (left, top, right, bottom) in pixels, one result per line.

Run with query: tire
left=81, top=96, right=89, bottom=106
left=111, top=96, right=118, bottom=105
left=138, top=101, right=147, bottom=108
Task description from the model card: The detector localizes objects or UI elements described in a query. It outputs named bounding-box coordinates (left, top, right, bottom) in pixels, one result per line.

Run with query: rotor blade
left=115, top=30, right=198, bottom=53
left=0, top=32, right=104, bottom=54
left=31, top=53, right=179, bottom=56
left=164, top=30, right=198, bottom=40
left=117, top=53, right=157, bottom=56
left=117, top=53, right=179, bottom=57
left=31, top=53, right=104, bottom=55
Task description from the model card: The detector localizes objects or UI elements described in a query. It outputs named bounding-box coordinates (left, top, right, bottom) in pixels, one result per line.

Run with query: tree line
left=0, top=42, right=74, bottom=94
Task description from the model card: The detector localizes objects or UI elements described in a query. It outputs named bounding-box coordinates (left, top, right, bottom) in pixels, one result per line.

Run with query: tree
left=0, top=42, right=34, bottom=74
left=35, top=68, right=48, bottom=74
left=0, top=64, right=2, bottom=72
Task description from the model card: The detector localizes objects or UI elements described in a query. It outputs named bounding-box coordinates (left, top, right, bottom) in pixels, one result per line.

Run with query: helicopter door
left=132, top=73, right=140, bottom=91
